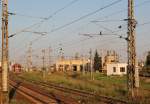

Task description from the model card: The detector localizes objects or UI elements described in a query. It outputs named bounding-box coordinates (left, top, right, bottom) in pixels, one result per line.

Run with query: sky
left=1, top=0, right=150, bottom=66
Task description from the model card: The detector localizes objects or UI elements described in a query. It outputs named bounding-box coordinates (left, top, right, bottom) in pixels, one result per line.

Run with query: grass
left=17, top=71, right=150, bottom=103
left=10, top=99, right=30, bottom=104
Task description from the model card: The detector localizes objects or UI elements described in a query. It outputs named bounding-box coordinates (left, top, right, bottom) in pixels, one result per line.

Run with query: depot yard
left=15, top=71, right=150, bottom=103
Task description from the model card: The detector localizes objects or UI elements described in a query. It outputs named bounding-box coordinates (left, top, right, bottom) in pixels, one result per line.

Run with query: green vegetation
left=18, top=71, right=150, bottom=103
left=140, top=51, right=150, bottom=77
left=10, top=99, right=30, bottom=104
left=146, top=51, right=150, bottom=66
left=93, top=50, right=102, bottom=71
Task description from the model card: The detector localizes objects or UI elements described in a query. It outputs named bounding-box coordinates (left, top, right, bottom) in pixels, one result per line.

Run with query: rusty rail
left=9, top=79, right=79, bottom=104
left=16, top=76, right=128, bottom=104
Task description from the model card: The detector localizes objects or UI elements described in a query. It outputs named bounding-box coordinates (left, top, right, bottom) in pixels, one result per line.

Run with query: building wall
left=102, top=51, right=119, bottom=72
left=11, top=64, right=22, bottom=73
left=56, top=59, right=89, bottom=71
left=106, top=63, right=127, bottom=76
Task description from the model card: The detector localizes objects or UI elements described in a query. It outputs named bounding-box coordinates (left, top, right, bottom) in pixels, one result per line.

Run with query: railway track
left=15, top=76, right=128, bottom=104
left=9, top=79, right=79, bottom=104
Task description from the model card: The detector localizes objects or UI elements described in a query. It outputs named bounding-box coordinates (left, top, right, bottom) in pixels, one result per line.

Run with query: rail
left=9, top=79, right=79, bottom=104
left=16, top=76, right=128, bottom=104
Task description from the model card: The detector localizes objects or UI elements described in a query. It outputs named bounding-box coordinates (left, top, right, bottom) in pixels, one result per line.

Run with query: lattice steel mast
left=1, top=0, right=9, bottom=103
left=127, top=0, right=139, bottom=98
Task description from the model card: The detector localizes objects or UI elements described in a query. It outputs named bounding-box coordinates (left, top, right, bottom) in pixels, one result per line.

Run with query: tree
left=93, top=50, right=102, bottom=72
left=146, top=51, right=150, bottom=66
left=74, top=52, right=79, bottom=59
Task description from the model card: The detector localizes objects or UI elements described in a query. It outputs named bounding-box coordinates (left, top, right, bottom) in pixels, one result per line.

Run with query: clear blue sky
left=2, top=0, right=150, bottom=65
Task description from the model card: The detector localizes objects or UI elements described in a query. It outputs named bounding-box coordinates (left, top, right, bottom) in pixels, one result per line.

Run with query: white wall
left=106, top=63, right=127, bottom=76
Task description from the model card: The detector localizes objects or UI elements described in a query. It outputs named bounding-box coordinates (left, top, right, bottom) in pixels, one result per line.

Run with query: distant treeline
left=139, top=51, right=150, bottom=77
left=140, top=66, right=150, bottom=77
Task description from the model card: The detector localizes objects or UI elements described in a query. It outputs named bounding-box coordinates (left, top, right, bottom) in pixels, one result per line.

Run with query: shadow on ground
left=9, top=82, right=22, bottom=103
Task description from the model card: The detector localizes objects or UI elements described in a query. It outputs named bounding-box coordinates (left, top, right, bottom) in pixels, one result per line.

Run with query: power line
left=27, top=0, right=123, bottom=47
left=9, top=1, right=148, bottom=58
left=91, top=19, right=125, bottom=23
left=93, top=20, right=150, bottom=36
left=8, top=0, right=80, bottom=57
left=10, top=19, right=150, bottom=59
left=8, top=12, right=47, bottom=20
left=54, top=0, right=150, bottom=45
left=10, top=18, right=150, bottom=56
left=50, top=0, right=123, bottom=33
left=46, top=0, right=80, bottom=20
left=93, top=0, right=150, bottom=21
left=73, top=19, right=150, bottom=58
left=92, top=22, right=122, bottom=33
left=11, top=18, right=150, bottom=57
left=61, top=35, right=123, bottom=49
left=9, top=0, right=79, bottom=38
left=112, top=20, right=150, bottom=33
left=89, top=0, right=150, bottom=35
left=138, top=21, right=150, bottom=26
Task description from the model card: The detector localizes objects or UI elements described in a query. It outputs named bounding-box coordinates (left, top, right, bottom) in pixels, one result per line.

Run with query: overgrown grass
left=18, top=71, right=150, bottom=103
left=10, top=99, right=30, bottom=104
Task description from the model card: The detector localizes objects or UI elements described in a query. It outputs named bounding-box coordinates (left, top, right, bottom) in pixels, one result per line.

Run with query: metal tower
left=1, top=0, right=9, bottom=103
left=27, top=42, right=32, bottom=72
left=42, top=49, right=46, bottom=79
left=127, top=0, right=139, bottom=98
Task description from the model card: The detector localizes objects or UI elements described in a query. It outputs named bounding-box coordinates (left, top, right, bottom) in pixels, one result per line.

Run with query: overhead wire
left=54, top=0, right=150, bottom=44
left=9, top=0, right=80, bottom=38
left=34, top=0, right=150, bottom=60
left=37, top=0, right=150, bottom=49
left=137, top=21, right=150, bottom=27
left=46, top=0, right=80, bottom=20
left=62, top=37, right=126, bottom=58
left=111, top=20, right=150, bottom=33
left=10, top=0, right=150, bottom=58
left=91, top=19, right=126, bottom=23
left=89, top=0, right=150, bottom=35
left=92, top=22, right=118, bottom=33
left=9, top=12, right=47, bottom=20
left=11, top=0, right=123, bottom=55
left=93, top=0, right=150, bottom=21
left=10, top=0, right=80, bottom=56
left=50, top=0, right=123, bottom=33
left=62, top=20, right=150, bottom=53
left=26, top=0, right=124, bottom=51
left=94, top=20, right=150, bottom=35
left=59, top=20, right=150, bottom=50
left=7, top=0, right=120, bottom=41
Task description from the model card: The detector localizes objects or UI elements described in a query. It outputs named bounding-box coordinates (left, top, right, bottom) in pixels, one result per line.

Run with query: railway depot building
left=103, top=51, right=127, bottom=76
left=105, top=63, right=127, bottom=76
left=56, top=58, right=90, bottom=72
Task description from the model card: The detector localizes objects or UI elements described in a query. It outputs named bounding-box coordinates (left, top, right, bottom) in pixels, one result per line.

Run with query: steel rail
left=17, top=76, right=128, bottom=104
left=9, top=79, right=79, bottom=104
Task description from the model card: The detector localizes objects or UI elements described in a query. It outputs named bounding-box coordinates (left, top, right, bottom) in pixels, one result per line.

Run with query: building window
left=120, top=67, right=125, bottom=72
left=113, top=67, right=116, bottom=72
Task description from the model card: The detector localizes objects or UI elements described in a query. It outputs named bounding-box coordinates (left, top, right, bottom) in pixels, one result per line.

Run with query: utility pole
left=59, top=44, right=64, bottom=60
left=48, top=46, right=52, bottom=68
left=42, top=49, right=46, bottom=79
left=127, top=0, right=139, bottom=99
left=1, top=0, right=9, bottom=103
left=81, top=55, right=85, bottom=75
left=27, top=42, right=32, bottom=72
left=89, top=49, right=94, bottom=80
